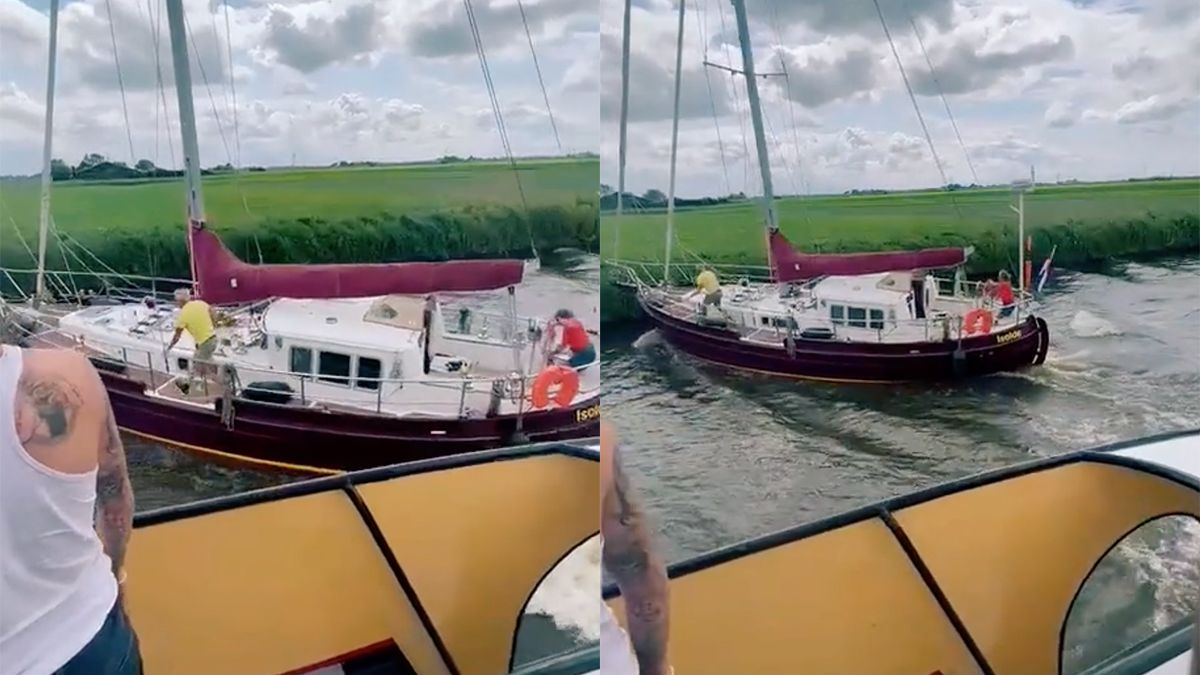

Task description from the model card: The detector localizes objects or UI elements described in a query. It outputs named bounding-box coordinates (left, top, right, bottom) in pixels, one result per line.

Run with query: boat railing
left=606, top=258, right=774, bottom=288
left=642, top=285, right=1033, bottom=344
left=73, top=331, right=599, bottom=418
left=1, top=266, right=191, bottom=306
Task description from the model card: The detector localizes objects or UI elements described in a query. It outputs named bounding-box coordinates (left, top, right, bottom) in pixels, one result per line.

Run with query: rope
left=463, top=0, right=538, bottom=258
left=904, top=7, right=978, bottom=184
left=870, top=0, right=961, bottom=217
left=769, top=0, right=811, bottom=218
left=104, top=0, right=137, bottom=164
left=515, top=0, right=561, bottom=153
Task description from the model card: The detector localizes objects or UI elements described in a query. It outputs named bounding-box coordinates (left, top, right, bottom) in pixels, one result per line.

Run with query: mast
left=34, top=0, right=60, bottom=307
left=663, top=0, right=685, bottom=283
left=614, top=0, right=632, bottom=259
left=164, top=0, right=206, bottom=287
left=730, top=0, right=779, bottom=264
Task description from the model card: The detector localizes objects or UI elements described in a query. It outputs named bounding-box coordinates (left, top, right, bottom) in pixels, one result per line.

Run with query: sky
left=0, top=0, right=599, bottom=176
left=599, top=0, right=1200, bottom=197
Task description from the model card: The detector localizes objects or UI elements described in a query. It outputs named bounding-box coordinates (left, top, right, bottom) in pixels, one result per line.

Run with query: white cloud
left=1113, top=94, right=1192, bottom=125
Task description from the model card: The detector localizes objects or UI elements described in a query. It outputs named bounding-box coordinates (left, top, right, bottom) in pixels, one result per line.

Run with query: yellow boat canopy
left=606, top=430, right=1200, bottom=675
left=125, top=443, right=599, bottom=675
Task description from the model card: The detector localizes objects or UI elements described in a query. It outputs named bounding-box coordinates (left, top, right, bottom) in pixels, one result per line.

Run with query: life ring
left=963, top=308, right=994, bottom=336
left=531, top=365, right=579, bottom=409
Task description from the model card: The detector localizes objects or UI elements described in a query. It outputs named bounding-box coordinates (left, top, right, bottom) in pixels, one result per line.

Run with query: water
left=602, top=257, right=1200, bottom=668
left=121, top=251, right=602, bottom=669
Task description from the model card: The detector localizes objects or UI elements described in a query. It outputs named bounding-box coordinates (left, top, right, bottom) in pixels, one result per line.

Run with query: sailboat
left=8, top=0, right=600, bottom=473
left=605, top=424, right=1200, bottom=673
left=615, top=0, right=1050, bottom=383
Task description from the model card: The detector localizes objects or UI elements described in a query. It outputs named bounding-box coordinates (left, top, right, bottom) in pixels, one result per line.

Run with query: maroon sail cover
left=768, top=230, right=968, bottom=282
left=188, top=225, right=524, bottom=305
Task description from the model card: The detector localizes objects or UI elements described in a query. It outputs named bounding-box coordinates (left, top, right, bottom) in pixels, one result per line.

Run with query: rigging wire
left=223, top=0, right=242, bottom=168
left=146, top=0, right=176, bottom=170
left=184, top=11, right=253, bottom=216
left=870, top=0, right=961, bottom=217
left=515, top=0, right=561, bottom=153
left=462, top=0, right=537, bottom=258
left=904, top=6, right=978, bottom=185
left=104, top=0, right=137, bottom=164
left=714, top=0, right=751, bottom=193
left=695, top=0, right=731, bottom=196
left=768, top=0, right=811, bottom=223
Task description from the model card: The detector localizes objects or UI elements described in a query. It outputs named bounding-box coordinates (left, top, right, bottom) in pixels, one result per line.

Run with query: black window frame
left=356, top=356, right=382, bottom=391
left=317, top=350, right=352, bottom=386
left=290, top=346, right=314, bottom=375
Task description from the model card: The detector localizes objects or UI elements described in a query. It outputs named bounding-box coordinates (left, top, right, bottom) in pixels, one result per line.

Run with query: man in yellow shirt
left=165, top=288, right=218, bottom=392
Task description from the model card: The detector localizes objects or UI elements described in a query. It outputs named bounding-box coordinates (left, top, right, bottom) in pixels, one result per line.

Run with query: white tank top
left=0, top=347, right=118, bottom=675
left=599, top=540, right=640, bottom=675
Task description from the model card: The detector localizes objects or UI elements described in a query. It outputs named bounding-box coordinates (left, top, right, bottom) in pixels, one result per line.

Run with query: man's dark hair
left=554, top=309, right=574, bottom=320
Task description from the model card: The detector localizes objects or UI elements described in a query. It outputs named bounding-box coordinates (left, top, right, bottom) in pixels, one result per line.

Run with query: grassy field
left=601, top=179, right=1199, bottom=321
left=0, top=158, right=599, bottom=286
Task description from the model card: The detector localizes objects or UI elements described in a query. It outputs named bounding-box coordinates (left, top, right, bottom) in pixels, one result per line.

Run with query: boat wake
left=1069, top=310, right=1122, bottom=338
left=525, top=536, right=601, bottom=643
left=632, top=329, right=663, bottom=350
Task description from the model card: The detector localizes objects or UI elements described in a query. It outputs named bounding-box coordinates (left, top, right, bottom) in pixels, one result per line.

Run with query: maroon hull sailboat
left=616, top=0, right=1048, bottom=383
left=14, top=0, right=599, bottom=474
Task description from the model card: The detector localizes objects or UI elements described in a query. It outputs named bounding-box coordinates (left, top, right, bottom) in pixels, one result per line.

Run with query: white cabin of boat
left=55, top=293, right=598, bottom=419
left=665, top=269, right=1028, bottom=345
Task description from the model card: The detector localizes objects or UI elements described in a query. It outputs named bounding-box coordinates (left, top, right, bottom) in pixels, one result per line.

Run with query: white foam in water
left=632, top=329, right=662, bottom=350
left=1069, top=310, right=1122, bottom=338
left=525, top=535, right=602, bottom=643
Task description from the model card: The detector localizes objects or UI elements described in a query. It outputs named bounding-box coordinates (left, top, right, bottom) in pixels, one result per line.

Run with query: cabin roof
left=812, top=273, right=910, bottom=307
left=263, top=298, right=420, bottom=352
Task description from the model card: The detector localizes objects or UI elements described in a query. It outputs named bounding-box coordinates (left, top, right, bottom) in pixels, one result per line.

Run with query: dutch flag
left=1036, top=245, right=1057, bottom=295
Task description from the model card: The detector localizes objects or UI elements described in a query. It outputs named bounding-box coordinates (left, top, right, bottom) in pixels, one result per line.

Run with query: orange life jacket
left=560, top=318, right=589, bottom=352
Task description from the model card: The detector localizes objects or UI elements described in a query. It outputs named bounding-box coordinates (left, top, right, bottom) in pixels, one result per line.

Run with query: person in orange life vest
left=548, top=309, right=596, bottom=370
left=992, top=270, right=1016, bottom=318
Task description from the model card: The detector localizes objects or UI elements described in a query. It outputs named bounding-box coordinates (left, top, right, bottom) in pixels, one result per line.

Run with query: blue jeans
left=568, top=343, right=596, bottom=369
left=54, top=600, right=142, bottom=674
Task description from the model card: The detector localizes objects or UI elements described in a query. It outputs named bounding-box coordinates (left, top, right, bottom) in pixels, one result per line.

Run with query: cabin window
left=290, top=347, right=313, bottom=374
left=868, top=309, right=885, bottom=330
left=830, top=304, right=846, bottom=325
left=317, top=351, right=351, bottom=385
left=847, top=307, right=867, bottom=328
left=760, top=316, right=770, bottom=326
left=177, top=358, right=189, bottom=371
left=1061, top=514, right=1199, bottom=674
left=356, top=357, right=382, bottom=390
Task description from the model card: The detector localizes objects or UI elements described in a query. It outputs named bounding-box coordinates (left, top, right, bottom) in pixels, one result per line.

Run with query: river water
left=120, top=251, right=602, bottom=669
left=602, top=257, right=1200, bottom=670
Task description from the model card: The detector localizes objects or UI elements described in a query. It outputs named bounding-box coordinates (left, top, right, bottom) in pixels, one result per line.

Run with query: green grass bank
left=0, top=159, right=598, bottom=290
left=600, top=179, right=1199, bottom=323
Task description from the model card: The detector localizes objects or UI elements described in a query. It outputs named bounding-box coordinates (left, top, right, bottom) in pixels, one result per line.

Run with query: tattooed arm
left=13, top=350, right=133, bottom=576
left=601, top=423, right=670, bottom=675
left=96, top=394, right=133, bottom=576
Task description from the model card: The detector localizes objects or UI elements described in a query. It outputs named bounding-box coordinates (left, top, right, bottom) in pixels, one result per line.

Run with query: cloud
left=259, top=3, right=384, bottom=73
left=1114, top=94, right=1191, bottom=124
left=407, top=0, right=591, bottom=58
left=908, top=11, right=1075, bottom=97
left=1112, top=52, right=1161, bottom=81
left=0, top=82, right=43, bottom=132
left=742, top=0, right=954, bottom=34
left=598, top=33, right=731, bottom=122
left=0, top=0, right=47, bottom=66
left=1044, top=101, right=1076, bottom=128
left=773, top=44, right=877, bottom=107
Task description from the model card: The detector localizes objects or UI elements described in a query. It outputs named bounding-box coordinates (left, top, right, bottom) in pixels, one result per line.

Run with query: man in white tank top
left=0, top=345, right=141, bottom=674
left=600, top=422, right=672, bottom=675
